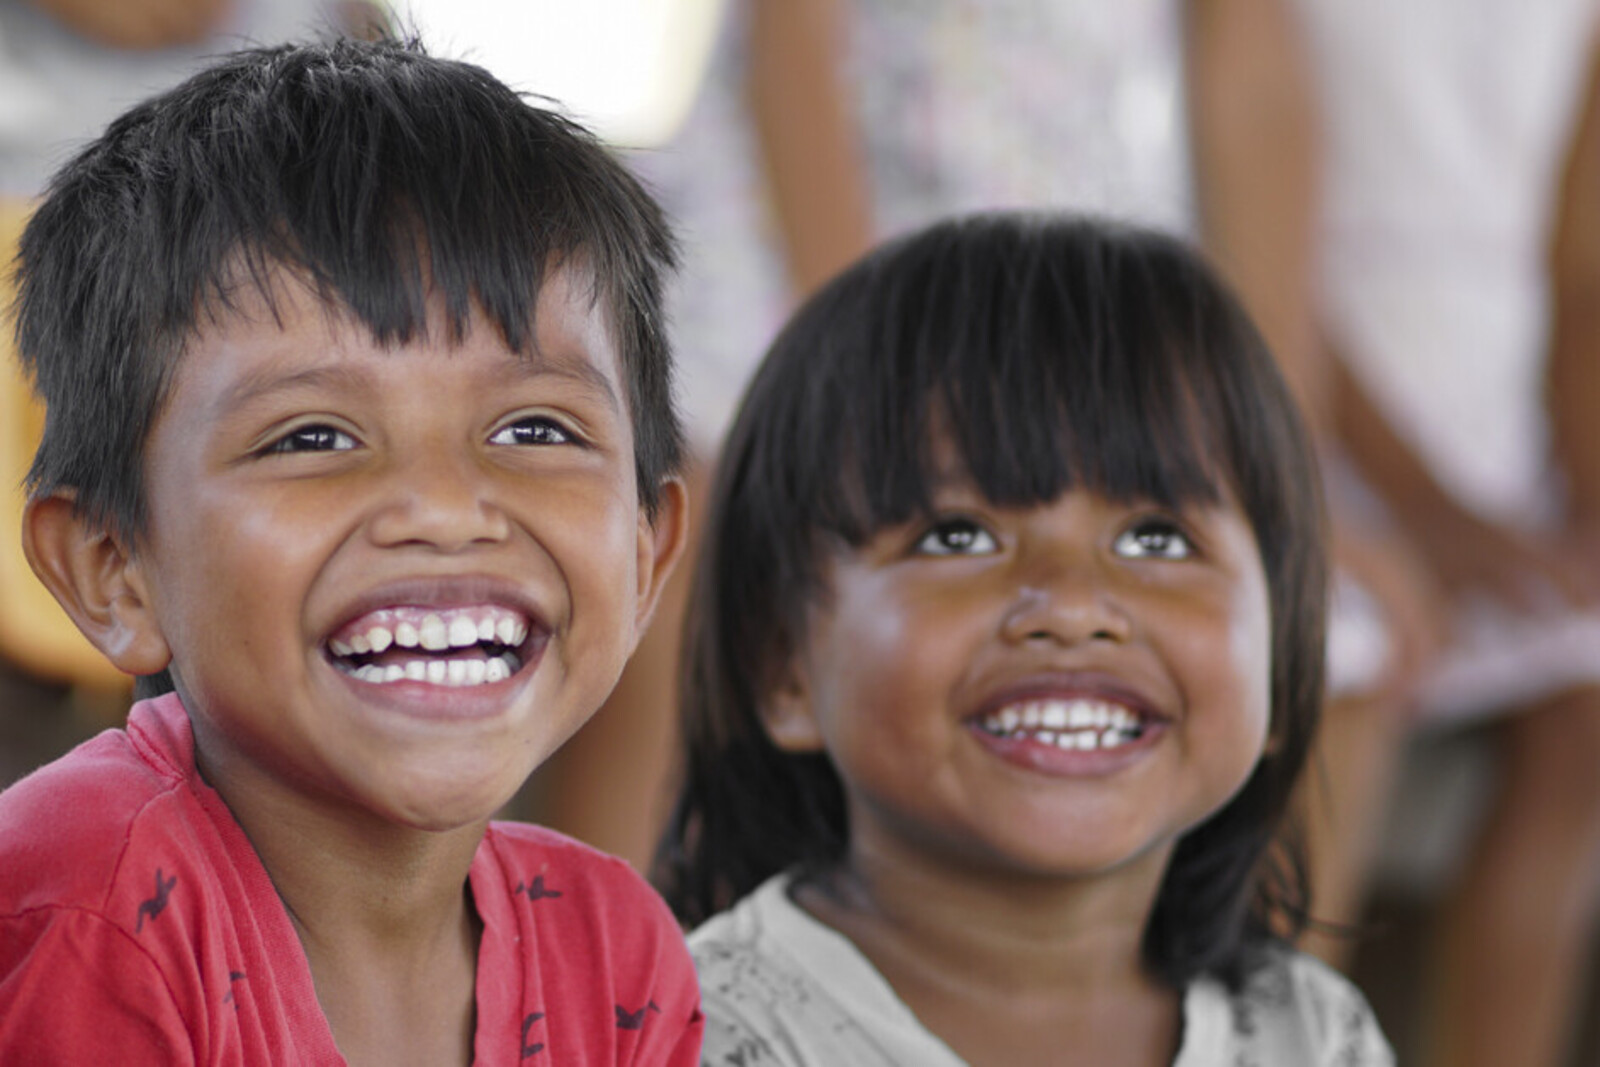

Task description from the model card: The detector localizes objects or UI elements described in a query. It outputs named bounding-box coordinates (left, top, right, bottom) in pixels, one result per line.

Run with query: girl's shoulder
left=1177, top=947, right=1395, bottom=1067
left=688, top=874, right=966, bottom=1067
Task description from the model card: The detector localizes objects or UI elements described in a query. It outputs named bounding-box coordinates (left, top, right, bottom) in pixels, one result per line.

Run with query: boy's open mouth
left=974, top=699, right=1146, bottom=752
left=324, top=605, right=540, bottom=687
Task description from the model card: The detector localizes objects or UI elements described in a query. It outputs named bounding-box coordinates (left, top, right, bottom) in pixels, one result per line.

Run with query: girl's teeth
left=981, top=700, right=1143, bottom=749
left=367, top=627, right=393, bottom=653
left=396, top=621, right=420, bottom=647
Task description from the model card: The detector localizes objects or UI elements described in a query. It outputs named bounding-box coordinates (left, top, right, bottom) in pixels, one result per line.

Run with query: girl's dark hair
left=13, top=34, right=683, bottom=542
left=655, top=213, right=1327, bottom=989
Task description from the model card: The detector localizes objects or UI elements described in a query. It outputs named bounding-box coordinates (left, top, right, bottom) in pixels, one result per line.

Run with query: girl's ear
left=760, top=666, right=827, bottom=753
left=22, top=493, right=171, bottom=676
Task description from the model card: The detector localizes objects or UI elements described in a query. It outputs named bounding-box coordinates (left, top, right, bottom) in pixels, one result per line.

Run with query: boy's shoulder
left=0, top=694, right=197, bottom=916
left=477, top=818, right=680, bottom=929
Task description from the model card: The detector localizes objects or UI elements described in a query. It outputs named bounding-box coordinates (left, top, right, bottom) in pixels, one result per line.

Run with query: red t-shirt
left=0, top=694, right=703, bottom=1064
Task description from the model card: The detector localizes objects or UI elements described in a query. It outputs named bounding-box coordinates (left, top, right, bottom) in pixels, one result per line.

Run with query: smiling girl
left=656, top=213, right=1393, bottom=1065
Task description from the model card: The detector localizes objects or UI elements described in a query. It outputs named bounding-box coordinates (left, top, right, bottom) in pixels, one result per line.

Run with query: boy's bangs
left=822, top=220, right=1230, bottom=541
left=182, top=62, right=621, bottom=359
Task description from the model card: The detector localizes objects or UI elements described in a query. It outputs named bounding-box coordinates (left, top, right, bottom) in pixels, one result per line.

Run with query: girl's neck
left=794, top=844, right=1184, bottom=1066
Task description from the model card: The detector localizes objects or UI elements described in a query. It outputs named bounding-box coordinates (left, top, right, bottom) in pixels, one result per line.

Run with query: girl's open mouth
left=974, top=698, right=1147, bottom=753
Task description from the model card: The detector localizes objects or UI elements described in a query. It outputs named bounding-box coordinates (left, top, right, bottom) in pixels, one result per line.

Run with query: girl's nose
left=365, top=449, right=512, bottom=553
left=998, top=556, right=1135, bottom=647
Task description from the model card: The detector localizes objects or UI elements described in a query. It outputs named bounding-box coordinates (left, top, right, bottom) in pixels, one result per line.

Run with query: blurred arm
left=1185, top=0, right=1325, bottom=434
left=746, top=0, right=875, bottom=297
left=22, top=0, right=229, bottom=49
left=1546, top=31, right=1600, bottom=540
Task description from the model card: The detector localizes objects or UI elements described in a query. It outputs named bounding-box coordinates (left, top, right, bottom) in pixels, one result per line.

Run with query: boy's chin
left=359, top=772, right=527, bottom=835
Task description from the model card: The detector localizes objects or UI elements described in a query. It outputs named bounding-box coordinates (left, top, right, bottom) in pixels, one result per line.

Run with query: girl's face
left=764, top=438, right=1273, bottom=886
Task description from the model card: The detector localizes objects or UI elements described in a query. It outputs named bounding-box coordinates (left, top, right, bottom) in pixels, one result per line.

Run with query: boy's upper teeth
left=329, top=605, right=530, bottom=658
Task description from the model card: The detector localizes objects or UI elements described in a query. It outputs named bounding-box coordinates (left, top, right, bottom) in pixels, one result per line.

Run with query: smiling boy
left=0, top=37, right=700, bottom=1065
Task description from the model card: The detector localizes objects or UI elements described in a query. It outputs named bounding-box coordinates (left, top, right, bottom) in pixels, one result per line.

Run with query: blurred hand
left=1406, top=495, right=1600, bottom=614
left=28, top=0, right=231, bottom=50
left=1329, top=520, right=1442, bottom=711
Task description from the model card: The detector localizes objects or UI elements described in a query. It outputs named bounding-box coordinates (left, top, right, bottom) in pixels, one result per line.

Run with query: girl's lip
left=961, top=671, right=1171, bottom=776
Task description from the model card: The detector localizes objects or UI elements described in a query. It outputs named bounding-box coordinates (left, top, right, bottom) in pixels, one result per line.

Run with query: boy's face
left=120, top=266, right=682, bottom=831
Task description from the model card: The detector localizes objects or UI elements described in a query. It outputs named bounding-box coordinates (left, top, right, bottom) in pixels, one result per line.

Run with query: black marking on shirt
left=135, top=868, right=177, bottom=933
left=223, top=971, right=247, bottom=1009
left=521, top=1012, right=546, bottom=1057
left=514, top=875, right=562, bottom=901
left=615, top=1000, right=660, bottom=1031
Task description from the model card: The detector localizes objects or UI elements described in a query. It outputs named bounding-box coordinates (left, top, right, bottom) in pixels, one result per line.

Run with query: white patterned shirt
left=690, top=875, right=1394, bottom=1066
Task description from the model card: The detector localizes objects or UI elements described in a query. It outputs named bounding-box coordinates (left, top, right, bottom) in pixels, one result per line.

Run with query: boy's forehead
left=189, top=255, right=619, bottom=374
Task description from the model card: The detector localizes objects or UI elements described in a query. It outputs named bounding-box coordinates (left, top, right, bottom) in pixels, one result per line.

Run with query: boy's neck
left=191, top=725, right=489, bottom=1065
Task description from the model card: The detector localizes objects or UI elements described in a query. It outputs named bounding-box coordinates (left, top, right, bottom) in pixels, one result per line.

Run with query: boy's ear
left=631, top=475, right=691, bottom=637
left=760, top=666, right=826, bottom=753
left=21, top=493, right=171, bottom=676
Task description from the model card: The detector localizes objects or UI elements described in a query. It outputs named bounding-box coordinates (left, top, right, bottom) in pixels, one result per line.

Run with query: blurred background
left=3, top=2, right=1600, bottom=1065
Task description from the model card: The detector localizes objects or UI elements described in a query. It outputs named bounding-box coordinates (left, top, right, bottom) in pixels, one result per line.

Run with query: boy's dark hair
left=656, top=213, right=1327, bottom=989
left=13, top=34, right=683, bottom=540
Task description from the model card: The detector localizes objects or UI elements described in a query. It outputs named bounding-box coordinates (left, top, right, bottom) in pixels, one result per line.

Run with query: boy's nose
left=365, top=450, right=512, bottom=552
left=998, top=555, right=1134, bottom=647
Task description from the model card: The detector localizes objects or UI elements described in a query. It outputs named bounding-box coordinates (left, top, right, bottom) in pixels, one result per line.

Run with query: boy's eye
left=489, top=416, right=573, bottom=447
left=913, top=518, right=999, bottom=557
left=267, top=424, right=356, bottom=454
left=1113, top=518, right=1195, bottom=560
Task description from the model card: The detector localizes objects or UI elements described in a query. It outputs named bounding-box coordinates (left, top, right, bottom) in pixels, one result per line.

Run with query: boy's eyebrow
left=214, top=348, right=622, bottom=415
left=512, top=346, right=623, bottom=412
left=217, top=363, right=375, bottom=415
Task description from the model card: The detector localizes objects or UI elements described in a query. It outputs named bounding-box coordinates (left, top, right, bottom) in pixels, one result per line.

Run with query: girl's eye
left=489, top=416, right=573, bottom=447
left=913, top=518, right=999, bottom=557
left=1113, top=518, right=1195, bottom=560
left=267, top=424, right=356, bottom=454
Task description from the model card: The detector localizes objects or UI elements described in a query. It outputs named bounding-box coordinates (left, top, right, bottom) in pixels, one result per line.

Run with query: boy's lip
left=318, top=577, right=551, bottom=692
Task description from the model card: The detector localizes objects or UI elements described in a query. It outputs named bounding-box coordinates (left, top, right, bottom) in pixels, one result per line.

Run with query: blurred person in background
left=1291, top=1, right=1600, bottom=1065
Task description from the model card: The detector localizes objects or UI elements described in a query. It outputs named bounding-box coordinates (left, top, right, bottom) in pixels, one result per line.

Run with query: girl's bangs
left=825, top=221, right=1232, bottom=539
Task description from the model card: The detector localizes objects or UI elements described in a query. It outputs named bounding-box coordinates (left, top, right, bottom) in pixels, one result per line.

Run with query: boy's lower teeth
left=344, top=653, right=520, bottom=687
